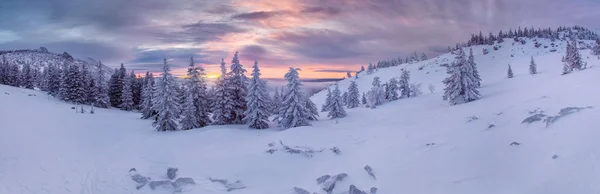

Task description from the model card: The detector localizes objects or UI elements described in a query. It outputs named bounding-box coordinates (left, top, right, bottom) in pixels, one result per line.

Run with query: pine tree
left=562, top=62, right=571, bottom=75
left=109, top=64, right=126, bottom=107
left=399, top=70, right=411, bottom=98
left=94, top=61, right=110, bottom=108
left=346, top=72, right=352, bottom=78
left=140, top=72, right=156, bottom=119
left=229, top=51, right=248, bottom=124
left=529, top=56, right=538, bottom=75
left=507, top=64, right=514, bottom=78
left=7, top=62, right=20, bottom=87
left=120, top=70, right=134, bottom=111
left=442, top=48, right=481, bottom=105
left=275, top=67, right=311, bottom=129
left=81, top=64, right=94, bottom=104
left=20, top=62, right=34, bottom=89
left=592, top=39, right=600, bottom=55
left=468, top=48, right=482, bottom=88
left=243, top=61, right=270, bottom=129
left=341, top=92, right=348, bottom=106
left=367, top=63, right=374, bottom=74
left=131, top=71, right=142, bottom=108
left=386, top=78, right=399, bottom=101
left=185, top=56, right=211, bottom=128
left=212, top=58, right=236, bottom=125
left=152, top=58, right=180, bottom=131
left=62, top=64, right=86, bottom=104
left=180, top=91, right=199, bottom=130
left=347, top=81, right=360, bottom=108
left=421, top=53, right=428, bottom=61
left=304, top=93, right=319, bottom=121
left=361, top=92, right=367, bottom=105
left=321, top=87, right=332, bottom=112
left=46, top=63, right=61, bottom=97
left=367, top=77, right=385, bottom=108
left=271, top=87, right=282, bottom=115
left=328, top=84, right=347, bottom=119
left=565, top=40, right=585, bottom=71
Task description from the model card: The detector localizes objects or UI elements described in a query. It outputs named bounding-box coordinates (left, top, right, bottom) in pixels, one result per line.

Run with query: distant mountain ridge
left=0, top=47, right=113, bottom=76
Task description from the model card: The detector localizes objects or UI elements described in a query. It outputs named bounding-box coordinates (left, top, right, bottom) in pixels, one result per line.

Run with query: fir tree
left=271, top=87, right=282, bottom=115
left=346, top=72, right=352, bottom=78
left=81, top=64, right=95, bottom=104
left=442, top=48, right=481, bottom=105
left=275, top=67, right=311, bottom=129
left=529, top=56, right=538, bottom=75
left=507, top=64, right=514, bottom=78
left=592, top=39, right=600, bottom=55
left=46, top=63, right=62, bottom=97
left=212, top=58, right=236, bottom=125
left=62, top=64, right=86, bottom=104
left=185, top=56, right=211, bottom=128
left=152, top=58, right=180, bottom=131
left=131, top=71, right=142, bottom=108
left=120, top=71, right=134, bottom=111
left=565, top=40, right=585, bottom=71
left=361, top=92, right=367, bottom=105
left=367, top=63, right=375, bottom=74
left=386, top=78, right=399, bottom=101
left=180, top=91, right=199, bottom=130
left=468, top=48, right=482, bottom=88
left=341, top=92, right=348, bottom=106
left=399, top=70, right=411, bottom=98
left=109, top=64, right=126, bottom=107
left=94, top=61, right=110, bottom=108
left=328, top=84, right=347, bottom=119
left=229, top=51, right=248, bottom=124
left=347, top=81, right=360, bottom=108
left=562, top=62, right=571, bottom=75
left=367, top=77, right=385, bottom=108
left=20, top=62, right=34, bottom=89
left=140, top=72, right=156, bottom=119
left=321, top=87, right=332, bottom=112
left=243, top=61, right=270, bottom=129
left=304, top=93, right=319, bottom=121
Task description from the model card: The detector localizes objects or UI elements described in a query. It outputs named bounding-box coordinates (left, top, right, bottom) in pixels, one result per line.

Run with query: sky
left=1, top=0, right=599, bottom=79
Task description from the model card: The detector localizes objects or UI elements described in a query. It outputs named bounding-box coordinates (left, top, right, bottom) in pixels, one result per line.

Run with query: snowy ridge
left=2, top=31, right=600, bottom=194
left=0, top=47, right=113, bottom=76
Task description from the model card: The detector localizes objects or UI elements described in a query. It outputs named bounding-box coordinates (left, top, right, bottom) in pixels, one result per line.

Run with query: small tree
left=274, top=68, right=311, bottom=129
left=361, top=92, right=367, bottom=105
left=347, top=81, right=360, bottom=108
left=529, top=56, right=537, bottom=75
left=321, top=87, right=332, bottom=112
left=592, top=39, right=600, bottom=55
left=442, top=48, right=481, bottom=105
left=399, top=70, right=411, bottom=98
left=507, top=64, right=514, bottom=78
left=327, top=84, right=347, bottom=119
left=341, top=92, right=348, bottom=106
left=386, top=78, right=399, bottom=101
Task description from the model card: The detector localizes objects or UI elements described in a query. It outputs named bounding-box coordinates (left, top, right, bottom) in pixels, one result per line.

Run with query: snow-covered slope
left=2, top=37, right=600, bottom=194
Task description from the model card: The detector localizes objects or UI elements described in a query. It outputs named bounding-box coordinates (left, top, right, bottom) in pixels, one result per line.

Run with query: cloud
left=267, top=29, right=370, bottom=60
left=156, top=21, right=246, bottom=44
left=231, top=11, right=287, bottom=21
left=313, top=69, right=354, bottom=73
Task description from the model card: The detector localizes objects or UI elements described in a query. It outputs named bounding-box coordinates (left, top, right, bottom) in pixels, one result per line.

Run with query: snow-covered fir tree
left=304, top=93, right=319, bottom=121
left=81, top=64, right=94, bottom=104
left=321, top=87, right=332, bottom=112
left=46, top=63, right=61, bottom=97
left=20, top=62, right=34, bottom=89
left=468, top=48, right=482, bottom=88
left=592, top=38, right=600, bottom=55
left=361, top=92, right=367, bottom=105
left=367, top=76, right=385, bottom=108
left=180, top=91, right=199, bottom=130
left=120, top=71, right=134, bottom=111
left=346, top=72, right=352, bottom=78
left=229, top=51, right=248, bottom=124
left=131, top=71, right=142, bottom=108
left=529, top=56, right=538, bottom=75
left=152, top=58, right=180, bottom=131
left=399, top=70, right=411, bottom=98
left=507, top=64, right=514, bottom=78
left=562, top=62, right=571, bottom=75
left=565, top=40, right=585, bottom=71
left=328, top=84, right=347, bottom=119
left=341, top=92, right=348, bottom=106
left=140, top=72, right=156, bottom=119
left=271, top=87, right=282, bottom=114
left=109, top=64, right=126, bottom=107
left=94, top=61, right=110, bottom=108
left=442, top=48, right=481, bottom=105
left=367, top=63, right=375, bottom=74
left=347, top=81, right=360, bottom=108
left=386, top=78, right=399, bottom=101
left=212, top=58, right=236, bottom=125
left=62, top=64, right=87, bottom=104
left=421, top=53, right=428, bottom=61
left=274, top=67, right=311, bottom=129
left=185, top=56, right=211, bottom=128
left=243, top=60, right=270, bottom=129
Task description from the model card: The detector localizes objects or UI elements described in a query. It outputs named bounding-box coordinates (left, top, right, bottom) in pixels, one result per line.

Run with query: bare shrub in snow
left=410, top=83, right=423, bottom=97
left=364, top=165, right=376, bottom=180
left=167, top=167, right=178, bottom=180
left=209, top=177, right=246, bottom=192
